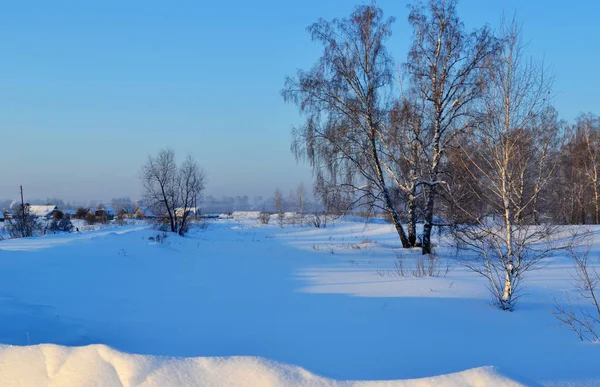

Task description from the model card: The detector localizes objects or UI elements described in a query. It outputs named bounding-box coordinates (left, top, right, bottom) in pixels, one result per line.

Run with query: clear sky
left=0, top=0, right=597, bottom=202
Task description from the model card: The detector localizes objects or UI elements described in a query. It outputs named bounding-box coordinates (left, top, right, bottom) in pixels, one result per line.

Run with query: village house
left=133, top=206, right=157, bottom=219
left=174, top=207, right=198, bottom=218
left=86, top=207, right=115, bottom=222
left=28, top=205, right=59, bottom=219
left=117, top=208, right=129, bottom=218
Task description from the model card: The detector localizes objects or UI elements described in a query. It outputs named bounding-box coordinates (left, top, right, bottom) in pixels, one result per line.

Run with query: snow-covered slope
left=0, top=344, right=523, bottom=387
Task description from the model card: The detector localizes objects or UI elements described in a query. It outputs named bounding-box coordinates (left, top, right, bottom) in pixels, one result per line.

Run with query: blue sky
left=0, top=0, right=597, bottom=202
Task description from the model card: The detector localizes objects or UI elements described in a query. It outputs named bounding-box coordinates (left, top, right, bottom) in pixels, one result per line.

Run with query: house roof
left=93, top=206, right=115, bottom=215
left=28, top=205, right=58, bottom=217
left=175, top=207, right=197, bottom=217
left=135, top=207, right=156, bottom=217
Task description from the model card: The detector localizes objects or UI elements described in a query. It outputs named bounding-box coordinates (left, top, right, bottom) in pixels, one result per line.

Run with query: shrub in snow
left=277, top=212, right=285, bottom=228
left=377, top=251, right=449, bottom=278
left=307, top=213, right=328, bottom=228
left=411, top=252, right=449, bottom=278
left=148, top=232, right=168, bottom=244
left=258, top=212, right=271, bottom=225
left=47, top=217, right=74, bottom=233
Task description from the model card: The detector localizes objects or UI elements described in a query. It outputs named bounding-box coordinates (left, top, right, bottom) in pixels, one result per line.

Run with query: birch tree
left=576, top=114, right=600, bottom=224
left=451, top=19, right=562, bottom=310
left=386, top=98, right=426, bottom=246
left=282, top=4, right=413, bottom=248
left=405, top=0, right=496, bottom=254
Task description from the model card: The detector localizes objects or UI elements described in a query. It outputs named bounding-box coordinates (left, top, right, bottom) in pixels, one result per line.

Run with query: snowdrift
left=0, top=344, right=524, bottom=387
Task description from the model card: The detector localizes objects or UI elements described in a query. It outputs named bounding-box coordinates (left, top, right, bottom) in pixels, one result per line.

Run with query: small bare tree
left=274, top=189, right=285, bottom=227
left=5, top=204, right=42, bottom=239
left=141, top=150, right=206, bottom=235
left=258, top=212, right=271, bottom=225
left=553, top=242, right=600, bottom=342
left=307, top=212, right=328, bottom=229
left=6, top=186, right=42, bottom=239
left=296, top=183, right=306, bottom=216
left=450, top=19, right=561, bottom=310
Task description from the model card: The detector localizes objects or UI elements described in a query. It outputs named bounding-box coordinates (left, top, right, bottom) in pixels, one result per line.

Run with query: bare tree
left=141, top=149, right=206, bottom=235
left=296, top=183, right=306, bottom=216
left=527, top=106, right=563, bottom=224
left=178, top=155, right=206, bottom=234
left=274, top=188, right=285, bottom=227
left=450, top=19, right=562, bottom=310
left=575, top=114, right=600, bottom=224
left=553, top=241, right=600, bottom=342
left=282, top=4, right=412, bottom=247
left=142, top=149, right=178, bottom=232
left=5, top=204, right=42, bottom=239
left=405, top=0, right=497, bottom=254
left=258, top=211, right=271, bottom=225
left=5, top=186, right=42, bottom=239
left=386, top=98, right=426, bottom=246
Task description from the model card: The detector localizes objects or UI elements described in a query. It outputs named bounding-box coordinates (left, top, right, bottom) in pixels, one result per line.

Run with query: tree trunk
left=370, top=130, right=411, bottom=248
left=390, top=208, right=411, bottom=248
left=593, top=178, right=599, bottom=224
left=502, top=265, right=513, bottom=309
left=407, top=190, right=417, bottom=247
left=421, top=186, right=435, bottom=254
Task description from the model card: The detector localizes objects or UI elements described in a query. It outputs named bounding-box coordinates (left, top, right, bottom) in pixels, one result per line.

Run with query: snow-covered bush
left=258, top=212, right=271, bottom=225
left=307, top=213, right=328, bottom=229
left=47, top=217, right=74, bottom=233
left=148, top=232, right=168, bottom=244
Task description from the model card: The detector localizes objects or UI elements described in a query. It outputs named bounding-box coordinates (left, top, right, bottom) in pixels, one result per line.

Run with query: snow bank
left=0, top=344, right=523, bottom=387
left=232, top=211, right=262, bottom=220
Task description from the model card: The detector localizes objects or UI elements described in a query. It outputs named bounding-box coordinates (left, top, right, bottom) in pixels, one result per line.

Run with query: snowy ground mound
left=0, top=344, right=523, bottom=387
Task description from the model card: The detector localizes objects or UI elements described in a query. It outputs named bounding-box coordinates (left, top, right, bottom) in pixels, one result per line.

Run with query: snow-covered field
left=0, top=218, right=598, bottom=386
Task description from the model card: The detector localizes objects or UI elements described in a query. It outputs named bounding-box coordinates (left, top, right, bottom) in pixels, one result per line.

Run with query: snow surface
left=0, top=218, right=598, bottom=386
